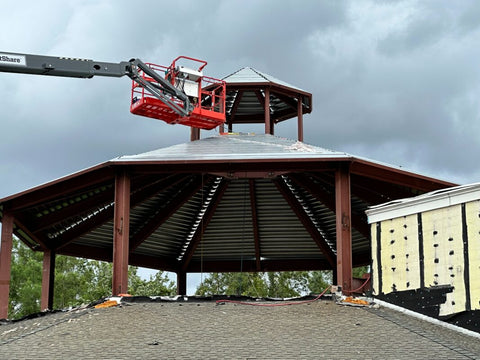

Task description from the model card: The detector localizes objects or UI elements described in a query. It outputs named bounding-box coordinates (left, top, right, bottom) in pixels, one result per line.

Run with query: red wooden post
left=112, top=169, right=131, bottom=296
left=177, top=271, right=187, bottom=295
left=41, top=249, right=55, bottom=311
left=264, top=87, right=272, bottom=135
left=0, top=212, right=14, bottom=319
left=297, top=95, right=303, bottom=142
left=335, top=163, right=352, bottom=294
left=190, top=127, right=200, bottom=141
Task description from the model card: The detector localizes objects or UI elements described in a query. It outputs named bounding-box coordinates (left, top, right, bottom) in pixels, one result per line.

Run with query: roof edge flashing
left=366, top=182, right=480, bottom=223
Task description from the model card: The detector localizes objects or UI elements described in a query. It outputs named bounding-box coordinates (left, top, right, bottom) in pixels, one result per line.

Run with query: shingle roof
left=1, top=299, right=479, bottom=359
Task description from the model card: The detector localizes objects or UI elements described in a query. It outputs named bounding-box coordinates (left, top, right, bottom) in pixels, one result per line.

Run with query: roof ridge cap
left=249, top=67, right=271, bottom=82
left=222, top=66, right=248, bottom=80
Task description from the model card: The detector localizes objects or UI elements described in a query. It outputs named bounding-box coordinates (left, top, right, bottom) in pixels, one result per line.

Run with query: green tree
left=128, top=270, right=176, bottom=296
left=196, top=270, right=336, bottom=298
left=9, top=238, right=43, bottom=317
left=195, top=271, right=331, bottom=298
left=54, top=256, right=97, bottom=309
left=307, top=271, right=332, bottom=294
left=196, top=272, right=267, bottom=297
left=352, top=266, right=369, bottom=278
left=264, top=271, right=309, bottom=298
left=7, top=237, right=176, bottom=319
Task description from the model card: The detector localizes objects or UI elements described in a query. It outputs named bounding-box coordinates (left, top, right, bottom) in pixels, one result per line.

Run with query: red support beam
left=190, top=127, right=200, bottom=141
left=177, top=271, right=187, bottom=295
left=297, top=96, right=304, bottom=142
left=57, top=243, right=178, bottom=271
left=0, top=212, right=14, bottom=319
left=112, top=170, right=131, bottom=296
left=186, top=258, right=331, bottom=272
left=249, top=179, right=261, bottom=271
left=335, top=164, right=352, bottom=294
left=41, top=249, right=55, bottom=311
left=264, top=87, right=272, bottom=135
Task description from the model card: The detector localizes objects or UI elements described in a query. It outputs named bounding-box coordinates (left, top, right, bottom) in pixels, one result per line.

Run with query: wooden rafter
left=271, top=91, right=298, bottom=111
left=52, top=174, right=187, bottom=250
left=273, top=177, right=336, bottom=267
left=7, top=168, right=114, bottom=212
left=180, top=179, right=230, bottom=272
left=15, top=216, right=49, bottom=250
left=228, top=90, right=244, bottom=122
left=254, top=89, right=265, bottom=106
left=29, top=185, right=114, bottom=233
left=289, top=173, right=370, bottom=238
left=129, top=175, right=205, bottom=251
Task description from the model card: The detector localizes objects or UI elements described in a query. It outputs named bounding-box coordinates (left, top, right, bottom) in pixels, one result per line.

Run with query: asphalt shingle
left=1, top=300, right=479, bottom=359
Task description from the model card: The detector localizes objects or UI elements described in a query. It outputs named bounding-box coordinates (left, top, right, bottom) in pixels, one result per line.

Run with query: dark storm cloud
left=299, top=1, right=480, bottom=183
left=1, top=0, right=480, bottom=201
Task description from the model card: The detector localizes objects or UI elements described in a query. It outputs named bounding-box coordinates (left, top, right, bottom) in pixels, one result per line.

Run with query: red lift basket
left=130, top=56, right=226, bottom=130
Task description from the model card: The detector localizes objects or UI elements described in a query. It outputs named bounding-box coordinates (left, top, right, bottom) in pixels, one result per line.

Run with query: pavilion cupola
left=191, top=67, right=312, bottom=141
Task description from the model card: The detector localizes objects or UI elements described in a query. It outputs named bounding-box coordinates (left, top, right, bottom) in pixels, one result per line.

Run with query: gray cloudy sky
left=1, top=1, right=480, bottom=289
left=2, top=0, right=480, bottom=198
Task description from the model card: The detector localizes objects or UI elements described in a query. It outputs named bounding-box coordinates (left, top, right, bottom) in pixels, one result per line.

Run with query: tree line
left=8, top=238, right=367, bottom=319
left=9, top=238, right=176, bottom=319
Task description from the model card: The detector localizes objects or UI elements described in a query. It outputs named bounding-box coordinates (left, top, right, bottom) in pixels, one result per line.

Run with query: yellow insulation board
left=378, top=214, right=420, bottom=294
left=422, top=205, right=466, bottom=315
left=466, top=200, right=480, bottom=310
left=371, top=223, right=379, bottom=295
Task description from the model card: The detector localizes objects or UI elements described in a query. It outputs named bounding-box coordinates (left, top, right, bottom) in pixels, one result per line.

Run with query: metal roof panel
left=112, top=134, right=349, bottom=162
left=223, top=67, right=307, bottom=93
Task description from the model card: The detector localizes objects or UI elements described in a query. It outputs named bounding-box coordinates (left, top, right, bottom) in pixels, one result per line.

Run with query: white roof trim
left=366, top=182, right=480, bottom=223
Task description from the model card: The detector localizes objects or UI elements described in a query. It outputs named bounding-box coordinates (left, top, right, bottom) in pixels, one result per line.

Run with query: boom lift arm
left=0, top=52, right=193, bottom=116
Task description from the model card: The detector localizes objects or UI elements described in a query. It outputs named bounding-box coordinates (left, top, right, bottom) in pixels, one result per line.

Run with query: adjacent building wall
left=368, top=183, right=480, bottom=321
